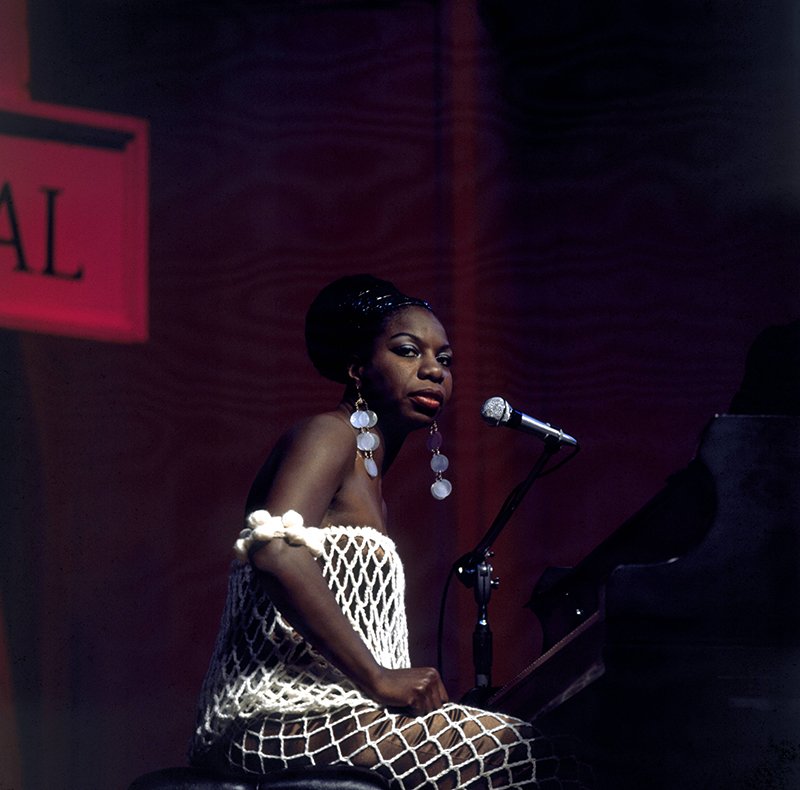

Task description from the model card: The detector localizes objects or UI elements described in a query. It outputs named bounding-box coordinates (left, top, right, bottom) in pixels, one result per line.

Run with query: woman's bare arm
left=248, top=414, right=448, bottom=714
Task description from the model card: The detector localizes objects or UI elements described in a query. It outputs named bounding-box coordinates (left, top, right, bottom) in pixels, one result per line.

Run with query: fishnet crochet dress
left=189, top=523, right=590, bottom=789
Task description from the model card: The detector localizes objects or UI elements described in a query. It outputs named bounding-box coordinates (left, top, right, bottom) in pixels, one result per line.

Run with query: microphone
left=480, top=396, right=579, bottom=447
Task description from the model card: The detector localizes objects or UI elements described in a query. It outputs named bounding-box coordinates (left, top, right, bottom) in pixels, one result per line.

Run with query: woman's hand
left=366, top=666, right=449, bottom=716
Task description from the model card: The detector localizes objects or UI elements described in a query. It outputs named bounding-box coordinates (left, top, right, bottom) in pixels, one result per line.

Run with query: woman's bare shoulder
left=267, top=410, right=355, bottom=477
left=282, top=410, right=353, bottom=449
left=246, top=409, right=355, bottom=519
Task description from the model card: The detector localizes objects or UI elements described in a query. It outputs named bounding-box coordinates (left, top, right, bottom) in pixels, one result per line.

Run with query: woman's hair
left=305, top=274, right=432, bottom=383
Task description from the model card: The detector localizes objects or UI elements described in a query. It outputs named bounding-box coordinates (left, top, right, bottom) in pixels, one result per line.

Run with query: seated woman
left=188, top=275, right=591, bottom=789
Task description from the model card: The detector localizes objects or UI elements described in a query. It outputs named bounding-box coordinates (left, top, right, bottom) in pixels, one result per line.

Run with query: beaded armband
left=234, top=509, right=325, bottom=563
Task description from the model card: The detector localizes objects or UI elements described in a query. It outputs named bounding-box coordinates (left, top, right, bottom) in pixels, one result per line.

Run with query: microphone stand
left=456, top=436, right=561, bottom=706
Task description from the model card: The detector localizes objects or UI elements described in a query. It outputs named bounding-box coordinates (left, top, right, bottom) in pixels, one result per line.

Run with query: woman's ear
left=347, top=359, right=364, bottom=390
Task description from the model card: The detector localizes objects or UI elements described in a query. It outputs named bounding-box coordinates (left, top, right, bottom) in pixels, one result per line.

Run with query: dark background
left=2, top=1, right=798, bottom=787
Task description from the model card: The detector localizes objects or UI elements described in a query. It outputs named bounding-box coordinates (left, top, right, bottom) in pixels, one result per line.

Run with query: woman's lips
left=409, top=393, right=443, bottom=412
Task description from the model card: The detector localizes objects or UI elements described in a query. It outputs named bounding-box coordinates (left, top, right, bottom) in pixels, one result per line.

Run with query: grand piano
left=487, top=415, right=800, bottom=789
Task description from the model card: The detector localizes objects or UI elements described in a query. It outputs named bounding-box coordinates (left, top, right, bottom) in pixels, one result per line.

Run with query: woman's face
left=357, top=306, right=453, bottom=429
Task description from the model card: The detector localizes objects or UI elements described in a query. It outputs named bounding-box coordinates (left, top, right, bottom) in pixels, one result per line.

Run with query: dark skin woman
left=246, top=302, right=453, bottom=714
left=190, top=275, right=592, bottom=789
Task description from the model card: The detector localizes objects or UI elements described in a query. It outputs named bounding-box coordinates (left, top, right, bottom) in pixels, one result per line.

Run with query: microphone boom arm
left=455, top=436, right=562, bottom=701
left=456, top=435, right=561, bottom=578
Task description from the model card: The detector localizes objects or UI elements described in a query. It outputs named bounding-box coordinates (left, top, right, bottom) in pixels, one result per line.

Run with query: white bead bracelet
left=234, top=509, right=325, bottom=562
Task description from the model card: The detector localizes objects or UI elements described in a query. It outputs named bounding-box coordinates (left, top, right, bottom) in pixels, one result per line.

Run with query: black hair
left=305, top=274, right=432, bottom=383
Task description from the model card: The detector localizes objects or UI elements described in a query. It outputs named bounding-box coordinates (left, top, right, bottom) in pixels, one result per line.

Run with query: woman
left=189, top=275, right=590, bottom=788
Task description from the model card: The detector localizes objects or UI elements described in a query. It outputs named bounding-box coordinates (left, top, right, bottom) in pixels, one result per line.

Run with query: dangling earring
left=350, top=391, right=380, bottom=478
left=428, top=421, right=452, bottom=500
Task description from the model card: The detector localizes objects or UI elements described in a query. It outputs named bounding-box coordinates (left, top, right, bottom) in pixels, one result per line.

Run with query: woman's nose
left=419, top=355, right=445, bottom=382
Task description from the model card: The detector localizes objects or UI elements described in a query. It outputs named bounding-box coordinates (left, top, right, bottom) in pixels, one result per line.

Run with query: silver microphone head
left=480, top=396, right=511, bottom=426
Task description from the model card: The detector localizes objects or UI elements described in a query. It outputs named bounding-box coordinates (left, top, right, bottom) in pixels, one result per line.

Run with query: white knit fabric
left=192, top=524, right=405, bottom=753
left=189, top=520, right=591, bottom=789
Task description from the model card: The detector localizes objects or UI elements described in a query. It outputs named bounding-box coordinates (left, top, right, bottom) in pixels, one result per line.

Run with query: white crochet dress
left=189, top=521, right=590, bottom=789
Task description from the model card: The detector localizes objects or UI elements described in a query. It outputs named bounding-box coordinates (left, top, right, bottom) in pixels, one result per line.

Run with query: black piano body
left=487, top=415, right=800, bottom=789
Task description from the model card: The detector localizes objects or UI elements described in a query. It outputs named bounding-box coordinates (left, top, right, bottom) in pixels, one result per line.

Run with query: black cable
left=436, top=562, right=457, bottom=678
left=537, top=442, right=581, bottom=476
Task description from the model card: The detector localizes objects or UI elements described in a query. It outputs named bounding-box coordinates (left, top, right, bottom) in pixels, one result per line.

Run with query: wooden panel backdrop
left=1, top=1, right=798, bottom=788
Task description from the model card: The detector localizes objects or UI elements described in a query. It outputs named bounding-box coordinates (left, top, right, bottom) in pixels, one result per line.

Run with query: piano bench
left=127, top=765, right=391, bottom=790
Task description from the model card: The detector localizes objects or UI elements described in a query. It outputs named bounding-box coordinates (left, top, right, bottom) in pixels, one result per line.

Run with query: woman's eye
left=394, top=345, right=419, bottom=357
left=438, top=355, right=453, bottom=368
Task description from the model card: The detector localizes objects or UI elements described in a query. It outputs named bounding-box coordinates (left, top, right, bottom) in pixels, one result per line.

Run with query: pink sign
left=0, top=99, right=148, bottom=341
